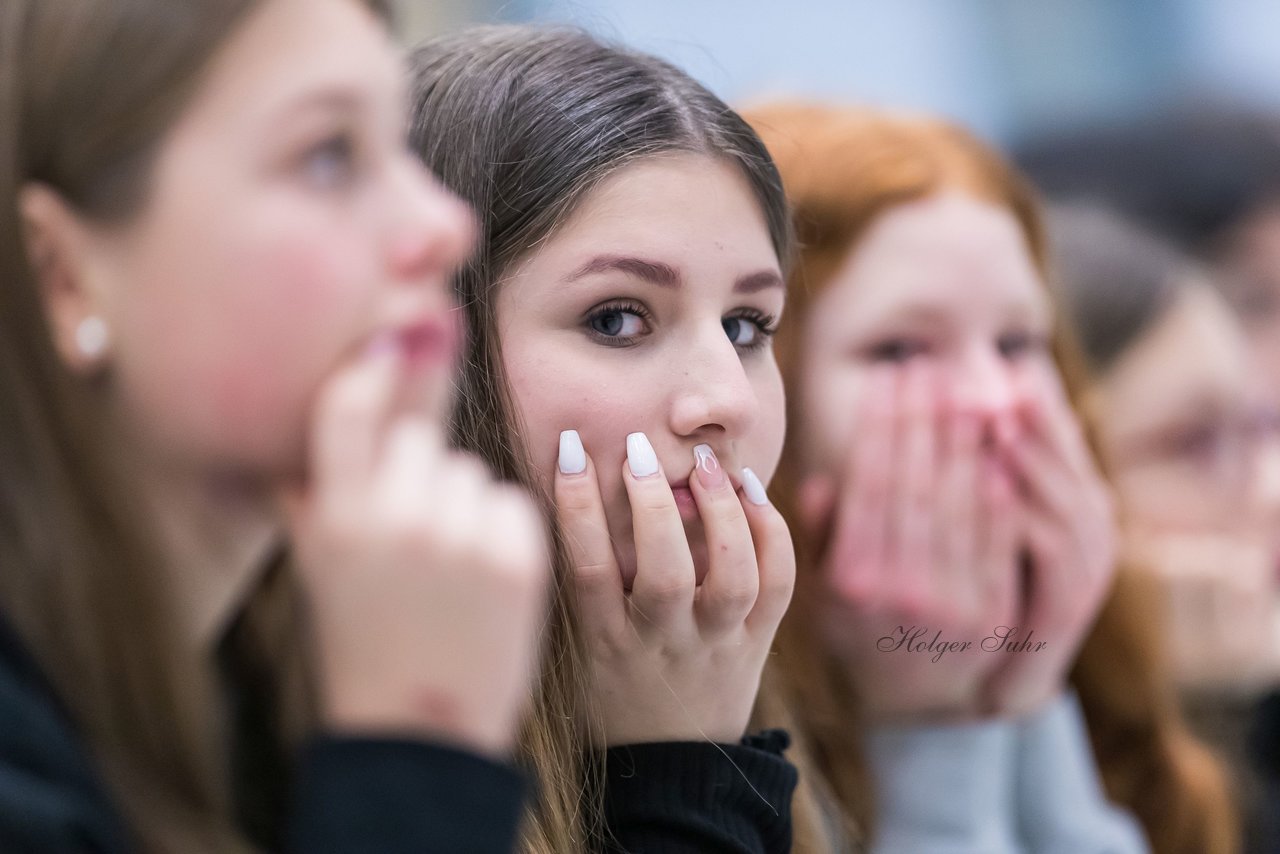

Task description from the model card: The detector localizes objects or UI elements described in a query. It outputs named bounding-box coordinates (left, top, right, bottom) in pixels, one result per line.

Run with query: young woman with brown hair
left=1, top=1, right=555, bottom=850
left=743, top=102, right=1239, bottom=854
left=404, top=25, right=853, bottom=853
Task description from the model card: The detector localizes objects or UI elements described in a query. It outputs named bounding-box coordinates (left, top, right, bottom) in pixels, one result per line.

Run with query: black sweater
left=0, top=612, right=796, bottom=853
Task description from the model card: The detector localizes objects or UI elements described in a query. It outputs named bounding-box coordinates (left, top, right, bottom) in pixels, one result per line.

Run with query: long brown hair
left=743, top=102, right=1239, bottom=854
left=0, top=1, right=387, bottom=850
left=406, top=27, right=850, bottom=852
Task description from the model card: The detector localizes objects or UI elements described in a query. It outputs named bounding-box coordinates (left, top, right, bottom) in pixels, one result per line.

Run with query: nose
left=387, top=158, right=476, bottom=285
left=947, top=343, right=1019, bottom=420
left=668, top=326, right=758, bottom=441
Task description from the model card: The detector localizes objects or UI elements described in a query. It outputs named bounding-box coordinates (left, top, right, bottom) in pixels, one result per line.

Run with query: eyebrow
left=275, top=87, right=370, bottom=125
left=567, top=254, right=784, bottom=294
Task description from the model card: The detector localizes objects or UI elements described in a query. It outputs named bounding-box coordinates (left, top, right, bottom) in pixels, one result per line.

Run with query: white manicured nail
left=558, top=430, right=586, bottom=475
left=741, top=467, right=769, bottom=505
left=626, top=432, right=659, bottom=478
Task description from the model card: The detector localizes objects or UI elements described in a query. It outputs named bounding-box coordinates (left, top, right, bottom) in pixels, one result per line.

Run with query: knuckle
left=639, top=574, right=691, bottom=606
left=712, top=573, right=759, bottom=611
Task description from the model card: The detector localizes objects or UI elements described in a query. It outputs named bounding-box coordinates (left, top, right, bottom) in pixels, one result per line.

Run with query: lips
left=669, top=469, right=746, bottom=522
left=394, top=315, right=457, bottom=368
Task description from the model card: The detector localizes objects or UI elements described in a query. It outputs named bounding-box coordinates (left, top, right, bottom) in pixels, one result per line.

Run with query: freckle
left=720, top=544, right=729, bottom=553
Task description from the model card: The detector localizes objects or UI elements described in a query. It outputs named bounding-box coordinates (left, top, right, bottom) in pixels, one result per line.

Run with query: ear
left=19, top=183, right=112, bottom=373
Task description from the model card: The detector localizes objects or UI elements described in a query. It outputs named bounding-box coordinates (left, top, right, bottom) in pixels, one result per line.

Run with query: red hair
left=745, top=102, right=1239, bottom=854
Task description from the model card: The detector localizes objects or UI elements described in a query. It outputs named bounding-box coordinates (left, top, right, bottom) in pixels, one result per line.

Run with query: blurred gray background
left=393, top=0, right=1280, bottom=147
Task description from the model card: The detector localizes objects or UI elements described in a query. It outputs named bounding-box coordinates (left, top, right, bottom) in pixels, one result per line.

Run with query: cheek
left=504, top=344, right=654, bottom=486
left=113, top=223, right=374, bottom=470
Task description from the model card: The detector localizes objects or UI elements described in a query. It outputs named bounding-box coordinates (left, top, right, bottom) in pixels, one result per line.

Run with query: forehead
left=516, top=153, right=780, bottom=275
left=168, top=0, right=399, bottom=137
left=816, top=191, right=1048, bottom=329
left=1101, top=284, right=1252, bottom=428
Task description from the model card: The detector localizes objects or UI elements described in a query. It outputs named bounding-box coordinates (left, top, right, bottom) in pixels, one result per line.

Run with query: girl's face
left=66, top=0, right=472, bottom=476
left=798, top=191, right=1055, bottom=473
left=1219, top=204, right=1280, bottom=405
left=497, top=153, right=787, bottom=582
left=1091, top=283, right=1280, bottom=537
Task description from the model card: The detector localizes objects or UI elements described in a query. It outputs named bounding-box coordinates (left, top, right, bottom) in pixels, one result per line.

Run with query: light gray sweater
left=864, top=691, right=1150, bottom=854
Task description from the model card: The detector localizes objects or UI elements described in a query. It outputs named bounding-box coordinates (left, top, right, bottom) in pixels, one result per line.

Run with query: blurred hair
left=1047, top=204, right=1195, bottom=375
left=406, top=25, right=850, bottom=852
left=0, top=0, right=388, bottom=849
left=744, top=101, right=1240, bottom=854
left=1018, top=104, right=1280, bottom=256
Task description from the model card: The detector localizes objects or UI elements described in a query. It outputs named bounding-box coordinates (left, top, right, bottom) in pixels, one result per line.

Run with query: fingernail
left=742, top=467, right=769, bottom=505
left=626, top=432, right=659, bottom=478
left=693, top=444, right=726, bottom=489
left=559, top=430, right=586, bottom=475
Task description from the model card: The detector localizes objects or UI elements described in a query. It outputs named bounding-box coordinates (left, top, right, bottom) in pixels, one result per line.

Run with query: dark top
left=0, top=610, right=797, bottom=853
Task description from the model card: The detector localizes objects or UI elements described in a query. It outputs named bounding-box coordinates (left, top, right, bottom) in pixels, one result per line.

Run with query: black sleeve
left=288, top=736, right=528, bottom=854
left=0, top=618, right=134, bottom=853
left=595, top=729, right=799, bottom=854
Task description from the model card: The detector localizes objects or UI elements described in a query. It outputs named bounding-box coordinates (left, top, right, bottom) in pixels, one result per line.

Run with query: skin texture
left=794, top=192, right=1116, bottom=722
left=1091, top=283, right=1280, bottom=693
left=23, top=0, right=550, bottom=754
left=1220, top=204, right=1280, bottom=405
left=497, top=153, right=796, bottom=744
left=499, top=153, right=788, bottom=584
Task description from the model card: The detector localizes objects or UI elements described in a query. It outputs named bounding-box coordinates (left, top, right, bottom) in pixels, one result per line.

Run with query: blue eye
left=584, top=301, right=651, bottom=346
left=302, top=134, right=357, bottom=189
left=591, top=309, right=645, bottom=337
left=723, top=316, right=754, bottom=346
left=724, top=310, right=778, bottom=352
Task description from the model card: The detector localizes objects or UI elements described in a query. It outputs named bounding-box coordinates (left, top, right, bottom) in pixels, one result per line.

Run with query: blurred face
left=1219, top=203, right=1280, bottom=405
left=76, top=0, right=472, bottom=475
left=797, top=191, right=1055, bottom=473
left=498, top=153, right=787, bottom=582
left=1090, top=283, right=1280, bottom=538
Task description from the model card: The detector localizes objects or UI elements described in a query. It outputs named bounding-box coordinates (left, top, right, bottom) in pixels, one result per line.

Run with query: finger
left=432, top=452, right=492, bottom=545
left=1019, top=507, right=1077, bottom=637
left=978, top=451, right=1019, bottom=624
left=622, top=432, right=696, bottom=628
left=374, top=414, right=447, bottom=517
left=740, top=467, right=797, bottom=633
left=827, top=365, right=895, bottom=601
left=939, top=404, right=981, bottom=607
left=890, top=362, right=937, bottom=606
left=486, top=483, right=553, bottom=593
left=1016, top=369, right=1094, bottom=480
left=690, top=444, right=759, bottom=631
left=1002, top=428, right=1081, bottom=525
left=310, top=335, right=403, bottom=505
left=554, top=430, right=627, bottom=636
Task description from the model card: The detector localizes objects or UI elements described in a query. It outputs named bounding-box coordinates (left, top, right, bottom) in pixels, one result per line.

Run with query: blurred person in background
left=1019, top=105, right=1280, bottom=411
left=1050, top=204, right=1280, bottom=853
left=0, top=0, right=561, bottom=850
left=745, top=102, right=1238, bottom=854
left=1022, top=106, right=1280, bottom=854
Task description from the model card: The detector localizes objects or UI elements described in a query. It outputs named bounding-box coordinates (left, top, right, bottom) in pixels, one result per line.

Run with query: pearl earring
left=75, top=316, right=109, bottom=359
